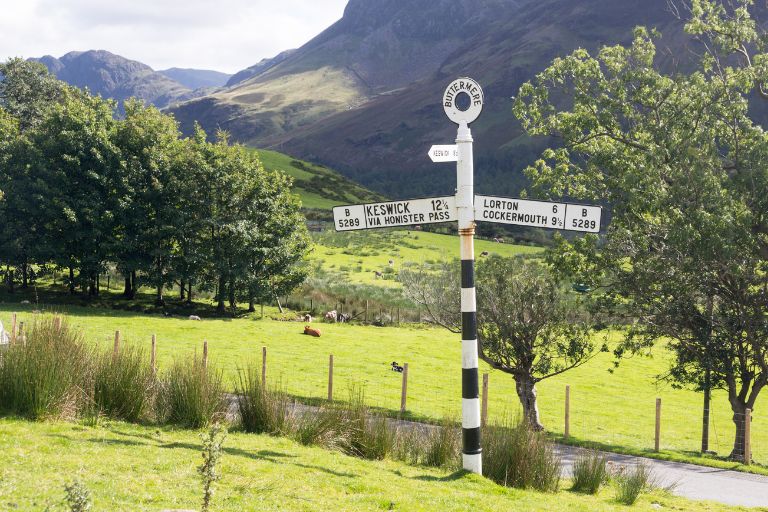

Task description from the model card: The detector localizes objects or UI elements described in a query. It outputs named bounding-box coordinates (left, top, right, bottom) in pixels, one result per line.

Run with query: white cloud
left=0, top=0, right=349, bottom=73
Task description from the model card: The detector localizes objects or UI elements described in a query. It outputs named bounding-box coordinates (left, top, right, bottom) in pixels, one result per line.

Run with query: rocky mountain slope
left=169, top=0, right=693, bottom=198
left=32, top=51, right=210, bottom=109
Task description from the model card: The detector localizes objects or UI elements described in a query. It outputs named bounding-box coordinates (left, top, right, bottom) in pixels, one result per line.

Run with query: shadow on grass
left=411, top=470, right=468, bottom=482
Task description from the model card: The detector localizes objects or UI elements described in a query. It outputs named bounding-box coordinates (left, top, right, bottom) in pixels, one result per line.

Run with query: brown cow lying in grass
left=304, top=326, right=322, bottom=337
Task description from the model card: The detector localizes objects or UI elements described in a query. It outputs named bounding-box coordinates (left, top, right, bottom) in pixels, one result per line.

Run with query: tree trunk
left=130, top=271, right=137, bottom=299
left=68, top=265, right=75, bottom=295
left=248, top=293, right=256, bottom=313
left=123, top=275, right=132, bottom=298
left=21, top=262, right=28, bottom=289
left=729, top=403, right=748, bottom=462
left=702, top=368, right=711, bottom=453
left=515, top=374, right=544, bottom=431
left=180, top=280, right=186, bottom=301
left=228, top=279, right=236, bottom=310
left=155, top=286, right=164, bottom=305
left=187, top=282, right=193, bottom=305
left=7, top=266, right=13, bottom=294
left=216, top=275, right=226, bottom=312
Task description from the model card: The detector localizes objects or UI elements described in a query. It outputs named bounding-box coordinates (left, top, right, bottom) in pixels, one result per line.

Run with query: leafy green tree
left=401, top=257, right=595, bottom=430
left=112, top=99, right=183, bottom=303
left=513, top=0, right=768, bottom=459
left=27, top=89, right=120, bottom=295
left=0, top=58, right=64, bottom=131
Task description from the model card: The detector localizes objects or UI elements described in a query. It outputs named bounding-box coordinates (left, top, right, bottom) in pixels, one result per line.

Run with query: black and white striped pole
left=443, top=77, right=484, bottom=474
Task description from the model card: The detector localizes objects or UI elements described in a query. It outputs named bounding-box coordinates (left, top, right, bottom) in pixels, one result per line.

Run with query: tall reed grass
left=0, top=317, right=92, bottom=419
left=483, top=417, right=561, bottom=492
left=158, top=358, right=226, bottom=428
left=235, top=366, right=290, bottom=435
left=93, top=346, right=155, bottom=422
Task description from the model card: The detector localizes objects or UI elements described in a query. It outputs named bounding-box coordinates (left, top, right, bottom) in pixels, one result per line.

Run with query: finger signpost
left=332, top=77, right=604, bottom=475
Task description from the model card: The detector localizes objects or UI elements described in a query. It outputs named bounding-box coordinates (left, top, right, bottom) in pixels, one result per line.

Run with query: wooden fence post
left=261, top=346, right=267, bottom=387
left=744, top=408, right=752, bottom=465
left=655, top=398, right=662, bottom=452
left=150, top=334, right=157, bottom=373
left=565, top=385, right=571, bottom=439
left=54, top=316, right=62, bottom=331
left=11, top=313, right=16, bottom=343
left=113, top=330, right=120, bottom=358
left=400, top=363, right=409, bottom=414
left=328, top=354, right=334, bottom=401
left=481, top=373, right=489, bottom=427
left=18, top=321, right=24, bottom=346
left=202, top=340, right=208, bottom=369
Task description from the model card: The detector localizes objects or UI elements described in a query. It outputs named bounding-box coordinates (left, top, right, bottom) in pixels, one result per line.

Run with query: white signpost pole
left=443, top=77, right=484, bottom=475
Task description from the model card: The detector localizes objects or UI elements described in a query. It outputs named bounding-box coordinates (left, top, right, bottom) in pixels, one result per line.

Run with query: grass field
left=310, top=230, right=542, bottom=286
left=1, top=305, right=765, bottom=474
left=0, top=418, right=756, bottom=512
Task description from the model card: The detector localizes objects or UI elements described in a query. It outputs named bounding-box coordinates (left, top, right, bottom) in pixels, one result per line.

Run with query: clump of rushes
left=93, top=345, right=155, bottom=422
left=64, top=480, right=92, bottom=512
left=614, top=461, right=661, bottom=505
left=159, top=357, right=226, bottom=428
left=571, top=449, right=609, bottom=494
left=482, top=416, right=561, bottom=492
left=235, top=366, right=290, bottom=435
left=0, top=316, right=92, bottom=420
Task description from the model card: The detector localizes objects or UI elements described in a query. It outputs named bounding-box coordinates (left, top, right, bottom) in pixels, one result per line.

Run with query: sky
left=0, top=0, right=349, bottom=74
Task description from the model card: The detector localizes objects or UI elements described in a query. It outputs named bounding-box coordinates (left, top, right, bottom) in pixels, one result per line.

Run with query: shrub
left=571, top=450, right=609, bottom=494
left=235, top=366, right=290, bottom=435
left=159, top=358, right=226, bottom=428
left=93, top=345, right=154, bottom=422
left=483, top=417, right=561, bottom=492
left=64, top=480, right=92, bottom=512
left=614, top=462, right=659, bottom=505
left=0, top=317, right=92, bottom=420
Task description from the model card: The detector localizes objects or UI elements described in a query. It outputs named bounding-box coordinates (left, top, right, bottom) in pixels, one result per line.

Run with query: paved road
left=558, top=445, right=768, bottom=508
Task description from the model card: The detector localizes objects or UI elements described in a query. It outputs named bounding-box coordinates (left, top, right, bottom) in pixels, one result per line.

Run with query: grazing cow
left=480, top=251, right=489, bottom=257
left=374, top=271, right=383, bottom=279
left=338, top=313, right=351, bottom=323
left=391, top=361, right=404, bottom=373
left=304, top=326, right=322, bottom=337
left=189, top=315, right=202, bottom=321
left=20, top=300, right=30, bottom=304
left=324, top=310, right=338, bottom=323
left=303, top=314, right=313, bottom=323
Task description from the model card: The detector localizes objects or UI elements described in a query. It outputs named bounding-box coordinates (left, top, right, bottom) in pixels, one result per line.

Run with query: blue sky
left=0, top=0, right=349, bottom=73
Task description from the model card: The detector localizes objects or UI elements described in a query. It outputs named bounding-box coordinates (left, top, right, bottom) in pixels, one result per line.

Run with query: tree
left=513, top=0, right=768, bottom=459
left=401, top=257, right=595, bottom=430
left=27, top=88, right=120, bottom=295
left=112, top=99, right=183, bottom=303
left=0, top=58, right=64, bottom=131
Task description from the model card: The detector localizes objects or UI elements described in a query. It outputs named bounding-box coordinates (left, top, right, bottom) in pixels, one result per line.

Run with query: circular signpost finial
left=443, top=77, right=484, bottom=125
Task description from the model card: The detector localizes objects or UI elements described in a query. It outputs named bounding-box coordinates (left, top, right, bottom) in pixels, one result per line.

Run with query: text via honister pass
left=475, top=195, right=601, bottom=233
left=333, top=197, right=458, bottom=231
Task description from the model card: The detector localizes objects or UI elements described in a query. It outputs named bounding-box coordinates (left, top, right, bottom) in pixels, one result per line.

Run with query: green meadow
left=2, top=305, right=765, bottom=473
left=0, top=419, right=756, bottom=512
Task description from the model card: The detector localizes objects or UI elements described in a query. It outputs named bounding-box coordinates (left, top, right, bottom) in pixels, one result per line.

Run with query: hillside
left=32, top=51, right=207, bottom=109
left=169, top=0, right=690, bottom=198
left=258, top=149, right=383, bottom=210
left=158, top=67, right=231, bottom=89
